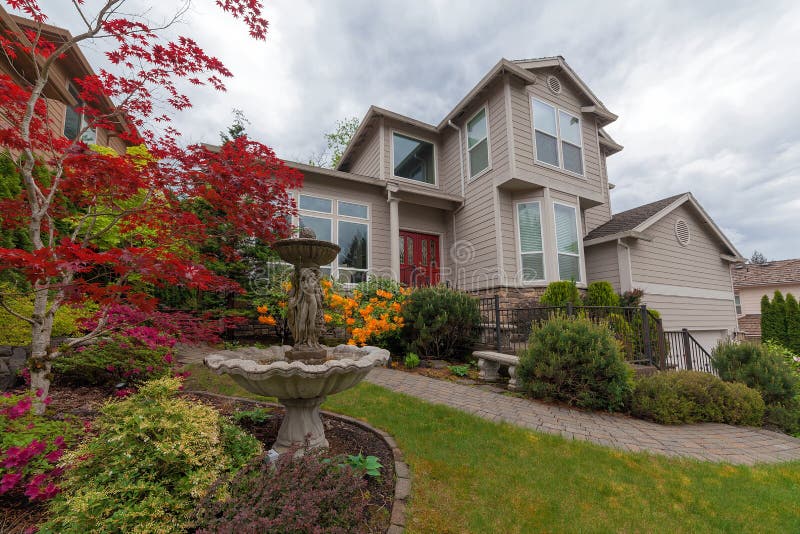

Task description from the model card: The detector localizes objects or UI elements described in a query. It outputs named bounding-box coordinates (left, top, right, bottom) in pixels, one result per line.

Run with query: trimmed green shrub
left=631, top=371, right=765, bottom=425
left=539, top=280, right=583, bottom=307
left=52, top=336, right=173, bottom=387
left=712, top=341, right=800, bottom=434
left=404, top=352, right=420, bottom=369
left=517, top=314, right=633, bottom=412
left=402, top=286, right=480, bottom=360
left=712, top=342, right=798, bottom=406
left=40, top=378, right=262, bottom=534
left=585, top=281, right=620, bottom=307
left=606, top=313, right=636, bottom=361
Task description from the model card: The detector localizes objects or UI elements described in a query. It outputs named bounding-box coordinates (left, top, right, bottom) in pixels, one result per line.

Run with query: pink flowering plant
left=0, top=391, right=83, bottom=501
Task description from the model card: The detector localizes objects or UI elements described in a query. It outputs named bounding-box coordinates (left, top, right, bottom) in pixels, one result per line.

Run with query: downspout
left=447, top=120, right=466, bottom=288
left=617, top=238, right=633, bottom=292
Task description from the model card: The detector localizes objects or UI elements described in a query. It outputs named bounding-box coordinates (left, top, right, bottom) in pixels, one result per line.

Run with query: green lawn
left=185, top=364, right=800, bottom=533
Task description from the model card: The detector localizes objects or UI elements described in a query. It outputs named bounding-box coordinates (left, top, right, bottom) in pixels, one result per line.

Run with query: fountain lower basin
left=204, top=344, right=389, bottom=454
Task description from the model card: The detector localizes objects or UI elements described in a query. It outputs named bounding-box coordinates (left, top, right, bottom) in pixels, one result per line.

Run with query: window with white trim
left=297, top=194, right=369, bottom=283
left=553, top=203, right=582, bottom=282
left=516, top=201, right=545, bottom=282
left=392, top=132, right=436, bottom=184
left=531, top=98, right=583, bottom=175
left=734, top=294, right=742, bottom=315
left=467, top=107, right=489, bottom=178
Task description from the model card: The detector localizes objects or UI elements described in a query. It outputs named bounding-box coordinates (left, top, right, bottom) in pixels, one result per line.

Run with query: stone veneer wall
left=468, top=286, right=548, bottom=308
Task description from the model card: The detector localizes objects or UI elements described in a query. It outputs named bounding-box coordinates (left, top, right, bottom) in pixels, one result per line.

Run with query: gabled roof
left=731, top=259, right=800, bottom=288
left=338, top=56, right=618, bottom=171
left=584, top=192, right=744, bottom=261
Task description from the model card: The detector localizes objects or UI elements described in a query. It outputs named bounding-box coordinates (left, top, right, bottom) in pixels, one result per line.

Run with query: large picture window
left=531, top=98, right=584, bottom=175
left=553, top=203, right=582, bottom=282
left=393, top=132, right=436, bottom=184
left=298, top=194, right=369, bottom=284
left=467, top=107, right=489, bottom=178
left=516, top=201, right=545, bottom=282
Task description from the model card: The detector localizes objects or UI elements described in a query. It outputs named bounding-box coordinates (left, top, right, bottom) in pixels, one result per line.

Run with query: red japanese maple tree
left=0, top=0, right=302, bottom=411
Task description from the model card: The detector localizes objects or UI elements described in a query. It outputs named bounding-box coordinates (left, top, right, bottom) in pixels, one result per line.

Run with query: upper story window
left=393, top=132, right=436, bottom=185
left=553, top=202, right=582, bottom=282
left=297, top=194, right=369, bottom=284
left=531, top=98, right=584, bottom=176
left=734, top=294, right=742, bottom=315
left=466, top=107, right=490, bottom=179
left=516, top=201, right=545, bottom=282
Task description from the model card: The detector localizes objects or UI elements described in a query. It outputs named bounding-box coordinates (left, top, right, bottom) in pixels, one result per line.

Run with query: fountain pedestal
left=274, top=396, right=328, bottom=453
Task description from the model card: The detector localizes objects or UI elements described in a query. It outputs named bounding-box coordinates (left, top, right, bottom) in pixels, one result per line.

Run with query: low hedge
left=631, top=371, right=765, bottom=426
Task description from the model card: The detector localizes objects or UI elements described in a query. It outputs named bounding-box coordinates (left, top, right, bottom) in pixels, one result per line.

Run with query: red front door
left=400, top=231, right=440, bottom=287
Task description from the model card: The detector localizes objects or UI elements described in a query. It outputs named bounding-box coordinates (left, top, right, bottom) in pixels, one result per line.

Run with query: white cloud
left=33, top=0, right=800, bottom=259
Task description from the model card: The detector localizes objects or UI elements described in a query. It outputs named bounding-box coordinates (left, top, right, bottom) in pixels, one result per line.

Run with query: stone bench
left=473, top=351, right=521, bottom=391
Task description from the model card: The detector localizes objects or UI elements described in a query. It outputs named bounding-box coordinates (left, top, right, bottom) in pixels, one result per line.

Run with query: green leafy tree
left=762, top=291, right=786, bottom=344
left=786, top=293, right=800, bottom=354
left=308, top=116, right=360, bottom=168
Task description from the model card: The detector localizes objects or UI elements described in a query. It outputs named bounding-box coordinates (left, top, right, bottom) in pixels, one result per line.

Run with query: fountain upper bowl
left=271, top=238, right=340, bottom=267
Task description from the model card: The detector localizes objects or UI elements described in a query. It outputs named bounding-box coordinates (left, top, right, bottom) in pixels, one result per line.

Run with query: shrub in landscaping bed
left=40, top=377, right=261, bottom=534
left=0, top=392, right=84, bottom=501
left=52, top=335, right=173, bottom=388
left=402, top=285, right=480, bottom=360
left=585, top=281, right=620, bottom=307
left=712, top=341, right=800, bottom=434
left=193, top=450, right=369, bottom=533
left=631, top=371, right=765, bottom=425
left=539, top=280, right=583, bottom=306
left=517, top=315, right=633, bottom=412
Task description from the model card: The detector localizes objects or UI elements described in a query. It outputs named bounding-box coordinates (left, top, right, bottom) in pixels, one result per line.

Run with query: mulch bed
left=2, top=385, right=394, bottom=534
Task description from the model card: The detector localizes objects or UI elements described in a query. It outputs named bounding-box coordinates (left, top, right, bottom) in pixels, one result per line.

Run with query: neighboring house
left=731, top=259, right=800, bottom=340
left=283, top=56, right=743, bottom=351
left=0, top=8, right=130, bottom=153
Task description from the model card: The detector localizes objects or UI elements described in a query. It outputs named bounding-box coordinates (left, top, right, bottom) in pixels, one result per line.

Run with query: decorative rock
left=0, top=358, right=13, bottom=390
left=10, top=347, right=27, bottom=370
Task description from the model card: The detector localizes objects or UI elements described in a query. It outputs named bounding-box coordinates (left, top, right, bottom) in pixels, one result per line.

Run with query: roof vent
left=546, top=75, right=562, bottom=95
left=675, top=219, right=690, bottom=247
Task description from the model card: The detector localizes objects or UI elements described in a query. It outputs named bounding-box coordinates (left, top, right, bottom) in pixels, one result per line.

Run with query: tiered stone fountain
left=204, top=229, right=389, bottom=454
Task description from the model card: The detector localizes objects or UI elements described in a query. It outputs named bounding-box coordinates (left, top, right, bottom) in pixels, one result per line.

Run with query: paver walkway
left=366, top=367, right=800, bottom=465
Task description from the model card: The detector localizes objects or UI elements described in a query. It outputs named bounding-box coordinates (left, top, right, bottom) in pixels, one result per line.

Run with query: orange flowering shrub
left=256, top=276, right=410, bottom=347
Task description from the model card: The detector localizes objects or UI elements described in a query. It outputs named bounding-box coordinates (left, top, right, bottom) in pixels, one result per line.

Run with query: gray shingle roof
left=584, top=193, right=687, bottom=241
left=731, top=259, right=800, bottom=287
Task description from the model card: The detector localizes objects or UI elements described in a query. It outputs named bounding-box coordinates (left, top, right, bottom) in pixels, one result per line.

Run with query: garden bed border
left=184, top=390, right=411, bottom=533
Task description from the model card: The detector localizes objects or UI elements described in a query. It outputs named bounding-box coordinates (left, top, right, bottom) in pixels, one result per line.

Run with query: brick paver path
left=366, top=368, right=800, bottom=465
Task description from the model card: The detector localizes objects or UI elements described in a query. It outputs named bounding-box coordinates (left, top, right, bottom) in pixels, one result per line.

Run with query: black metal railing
left=662, top=329, right=716, bottom=375
left=476, top=296, right=664, bottom=366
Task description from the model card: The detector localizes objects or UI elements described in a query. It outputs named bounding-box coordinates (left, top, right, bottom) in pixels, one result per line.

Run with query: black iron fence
left=662, top=329, right=716, bottom=374
left=476, top=296, right=665, bottom=367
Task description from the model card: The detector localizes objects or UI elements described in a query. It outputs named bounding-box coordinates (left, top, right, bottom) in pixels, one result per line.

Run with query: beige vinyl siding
left=499, top=189, right=518, bottom=280
left=450, top=78, right=509, bottom=290
left=583, top=151, right=612, bottom=232
left=736, top=284, right=800, bottom=315
left=108, top=136, right=127, bottom=155
left=298, top=172, right=391, bottom=275
left=585, top=242, right=621, bottom=291
left=440, top=122, right=463, bottom=197
left=509, top=71, right=604, bottom=201
left=348, top=127, right=382, bottom=178
left=642, top=294, right=736, bottom=332
left=629, top=205, right=733, bottom=292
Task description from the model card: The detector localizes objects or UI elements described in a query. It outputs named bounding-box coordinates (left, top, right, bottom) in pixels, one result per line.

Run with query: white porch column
left=388, top=189, right=400, bottom=281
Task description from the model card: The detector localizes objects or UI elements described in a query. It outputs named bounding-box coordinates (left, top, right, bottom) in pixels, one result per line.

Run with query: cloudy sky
left=38, top=0, right=800, bottom=260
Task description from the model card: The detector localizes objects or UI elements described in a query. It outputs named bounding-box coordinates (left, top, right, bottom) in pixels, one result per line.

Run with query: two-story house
left=285, top=56, right=743, bottom=351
